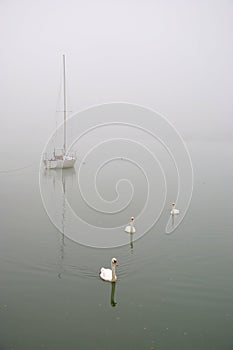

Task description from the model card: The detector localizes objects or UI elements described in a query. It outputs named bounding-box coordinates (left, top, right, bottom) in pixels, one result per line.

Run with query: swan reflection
left=110, top=282, right=117, bottom=307
left=171, top=213, right=174, bottom=227
left=130, top=231, right=134, bottom=251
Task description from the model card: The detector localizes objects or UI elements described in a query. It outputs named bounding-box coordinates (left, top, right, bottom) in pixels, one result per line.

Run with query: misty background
left=1, top=2, right=233, bottom=349
left=1, top=0, right=233, bottom=164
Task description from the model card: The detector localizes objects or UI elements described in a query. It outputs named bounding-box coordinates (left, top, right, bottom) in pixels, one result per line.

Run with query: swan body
left=100, top=258, right=118, bottom=282
left=100, top=268, right=116, bottom=282
left=125, top=226, right=136, bottom=233
left=125, top=217, right=136, bottom=233
left=171, top=203, right=180, bottom=215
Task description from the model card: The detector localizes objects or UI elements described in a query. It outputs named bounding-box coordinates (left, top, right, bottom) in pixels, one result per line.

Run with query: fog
left=1, top=0, right=233, bottom=158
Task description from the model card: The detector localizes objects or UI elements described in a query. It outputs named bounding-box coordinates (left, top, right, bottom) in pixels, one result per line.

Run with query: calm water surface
left=0, top=140, right=233, bottom=350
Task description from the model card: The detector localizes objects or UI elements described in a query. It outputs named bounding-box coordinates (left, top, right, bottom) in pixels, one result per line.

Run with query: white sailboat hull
left=44, top=157, right=76, bottom=169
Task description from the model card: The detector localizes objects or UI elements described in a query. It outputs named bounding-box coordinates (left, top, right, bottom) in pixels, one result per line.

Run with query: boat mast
left=63, top=54, right=67, bottom=155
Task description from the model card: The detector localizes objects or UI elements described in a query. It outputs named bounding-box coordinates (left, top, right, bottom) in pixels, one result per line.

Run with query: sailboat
left=43, top=55, right=77, bottom=169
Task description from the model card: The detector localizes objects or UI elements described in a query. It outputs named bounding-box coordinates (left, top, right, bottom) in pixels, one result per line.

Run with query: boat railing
left=43, top=150, right=76, bottom=161
left=66, top=151, right=76, bottom=158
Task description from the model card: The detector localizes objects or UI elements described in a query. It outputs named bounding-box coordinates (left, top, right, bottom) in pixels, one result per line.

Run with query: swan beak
left=115, top=261, right=119, bottom=266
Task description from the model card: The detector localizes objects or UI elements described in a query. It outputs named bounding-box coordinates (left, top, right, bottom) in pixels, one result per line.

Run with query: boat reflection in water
left=42, top=168, right=76, bottom=279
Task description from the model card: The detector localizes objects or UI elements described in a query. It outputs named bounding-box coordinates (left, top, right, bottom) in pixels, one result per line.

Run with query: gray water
left=1, top=140, right=233, bottom=350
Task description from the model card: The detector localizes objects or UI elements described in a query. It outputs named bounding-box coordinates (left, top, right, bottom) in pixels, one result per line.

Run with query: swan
left=100, top=258, right=118, bottom=282
left=125, top=216, right=136, bottom=233
left=171, top=202, right=180, bottom=215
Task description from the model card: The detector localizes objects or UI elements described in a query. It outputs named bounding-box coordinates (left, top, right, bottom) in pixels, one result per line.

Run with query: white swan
left=171, top=202, right=180, bottom=215
left=125, top=216, right=136, bottom=233
left=100, top=258, right=118, bottom=282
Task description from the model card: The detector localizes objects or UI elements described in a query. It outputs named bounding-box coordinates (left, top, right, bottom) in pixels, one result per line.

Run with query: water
left=1, top=140, right=233, bottom=350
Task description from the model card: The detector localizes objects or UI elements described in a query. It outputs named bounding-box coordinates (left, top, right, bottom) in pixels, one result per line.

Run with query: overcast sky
left=1, top=0, right=233, bottom=155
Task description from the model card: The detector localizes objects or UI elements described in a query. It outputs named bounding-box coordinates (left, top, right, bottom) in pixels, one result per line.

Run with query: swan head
left=172, top=202, right=175, bottom=207
left=130, top=216, right=135, bottom=222
left=111, top=258, right=118, bottom=266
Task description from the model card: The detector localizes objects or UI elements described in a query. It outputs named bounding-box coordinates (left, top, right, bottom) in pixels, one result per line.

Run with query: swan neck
left=111, top=282, right=116, bottom=307
left=111, top=265, right=116, bottom=282
left=130, top=221, right=134, bottom=232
